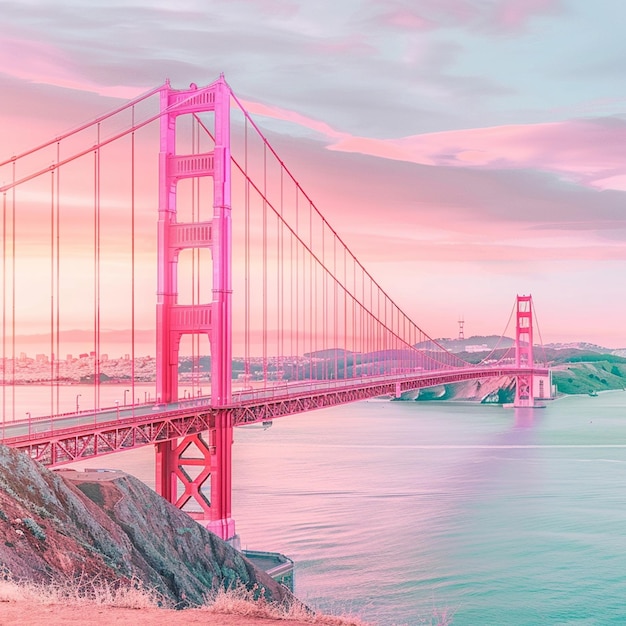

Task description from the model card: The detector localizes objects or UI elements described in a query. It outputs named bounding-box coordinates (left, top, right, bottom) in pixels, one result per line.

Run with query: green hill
left=551, top=361, right=626, bottom=395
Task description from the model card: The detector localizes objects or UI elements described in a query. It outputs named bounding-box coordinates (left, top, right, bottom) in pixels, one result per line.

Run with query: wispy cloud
left=372, top=0, right=564, bottom=33
left=0, top=35, right=144, bottom=99
left=239, top=96, right=626, bottom=193
left=329, top=117, right=626, bottom=190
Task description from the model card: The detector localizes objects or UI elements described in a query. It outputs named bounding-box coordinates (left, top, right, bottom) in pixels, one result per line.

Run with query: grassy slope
left=455, top=347, right=626, bottom=397
left=551, top=361, right=626, bottom=395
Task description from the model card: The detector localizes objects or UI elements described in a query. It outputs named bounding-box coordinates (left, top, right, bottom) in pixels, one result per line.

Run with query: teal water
left=232, top=393, right=626, bottom=625
left=59, top=389, right=626, bottom=624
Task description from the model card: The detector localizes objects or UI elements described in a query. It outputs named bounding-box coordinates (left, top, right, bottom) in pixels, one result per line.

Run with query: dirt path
left=0, top=602, right=322, bottom=626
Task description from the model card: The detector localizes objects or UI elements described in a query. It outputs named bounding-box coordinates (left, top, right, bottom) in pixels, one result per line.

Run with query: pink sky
left=0, top=0, right=625, bottom=351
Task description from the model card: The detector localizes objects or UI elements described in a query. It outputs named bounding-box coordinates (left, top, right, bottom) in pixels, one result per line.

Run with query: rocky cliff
left=399, top=375, right=516, bottom=403
left=0, top=444, right=292, bottom=608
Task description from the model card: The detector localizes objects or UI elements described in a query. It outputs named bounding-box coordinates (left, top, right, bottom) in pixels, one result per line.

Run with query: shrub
left=22, top=518, right=46, bottom=541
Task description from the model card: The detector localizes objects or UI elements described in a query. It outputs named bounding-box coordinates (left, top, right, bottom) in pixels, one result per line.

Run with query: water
left=1, top=383, right=158, bottom=420
left=13, top=387, right=626, bottom=624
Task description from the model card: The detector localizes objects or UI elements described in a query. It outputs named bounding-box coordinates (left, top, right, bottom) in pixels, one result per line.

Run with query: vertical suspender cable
left=295, top=188, right=298, bottom=376
left=343, top=247, right=347, bottom=379
left=321, top=223, right=325, bottom=380
left=309, top=201, right=313, bottom=381
left=262, top=144, right=267, bottom=385
left=376, top=289, right=380, bottom=374
left=191, top=118, right=196, bottom=397
left=94, top=124, right=101, bottom=414
left=50, top=169, right=55, bottom=416
left=289, top=211, right=293, bottom=374
left=278, top=167, right=283, bottom=382
left=56, top=143, right=60, bottom=415
left=131, top=106, right=136, bottom=412
left=244, top=118, right=250, bottom=381
left=195, top=120, right=201, bottom=396
left=332, top=234, right=336, bottom=382
left=11, top=163, right=15, bottom=421
left=1, top=192, right=5, bottom=433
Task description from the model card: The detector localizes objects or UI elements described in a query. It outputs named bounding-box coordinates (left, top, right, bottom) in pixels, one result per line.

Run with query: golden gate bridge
left=0, top=75, right=548, bottom=541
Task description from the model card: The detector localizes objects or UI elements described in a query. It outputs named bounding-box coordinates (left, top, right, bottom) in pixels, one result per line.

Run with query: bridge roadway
left=0, top=366, right=547, bottom=466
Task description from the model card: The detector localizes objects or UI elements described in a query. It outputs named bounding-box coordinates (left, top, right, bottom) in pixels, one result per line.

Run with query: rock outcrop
left=0, top=444, right=292, bottom=608
left=397, top=376, right=516, bottom=403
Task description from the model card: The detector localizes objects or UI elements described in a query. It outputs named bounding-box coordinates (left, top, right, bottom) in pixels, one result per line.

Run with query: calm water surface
left=36, top=388, right=626, bottom=625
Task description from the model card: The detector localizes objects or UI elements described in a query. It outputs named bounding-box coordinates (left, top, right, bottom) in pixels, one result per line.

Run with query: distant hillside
left=421, top=337, right=623, bottom=357
left=416, top=335, right=514, bottom=353
left=551, top=361, right=626, bottom=395
left=548, top=350, right=626, bottom=365
left=544, top=341, right=616, bottom=353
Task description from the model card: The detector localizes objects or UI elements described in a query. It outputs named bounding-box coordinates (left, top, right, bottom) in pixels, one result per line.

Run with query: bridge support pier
left=514, top=373, right=534, bottom=407
left=155, top=411, right=235, bottom=542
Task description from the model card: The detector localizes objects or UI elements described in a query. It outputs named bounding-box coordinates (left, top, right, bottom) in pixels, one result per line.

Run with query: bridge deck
left=0, top=367, right=548, bottom=466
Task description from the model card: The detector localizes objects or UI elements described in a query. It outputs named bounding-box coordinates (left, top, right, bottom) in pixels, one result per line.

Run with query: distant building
left=465, top=344, right=489, bottom=353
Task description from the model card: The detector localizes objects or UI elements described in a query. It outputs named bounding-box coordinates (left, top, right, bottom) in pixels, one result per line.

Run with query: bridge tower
left=154, top=77, right=235, bottom=541
left=514, top=294, right=534, bottom=407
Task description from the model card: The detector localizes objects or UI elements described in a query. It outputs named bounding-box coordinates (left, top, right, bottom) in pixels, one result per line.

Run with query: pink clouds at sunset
left=0, top=36, right=144, bottom=100
left=329, top=119, right=626, bottom=191
left=0, top=0, right=624, bottom=351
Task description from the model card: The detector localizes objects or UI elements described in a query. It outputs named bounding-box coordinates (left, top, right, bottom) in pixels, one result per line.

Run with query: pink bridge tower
left=154, top=77, right=235, bottom=542
left=514, top=294, right=535, bottom=407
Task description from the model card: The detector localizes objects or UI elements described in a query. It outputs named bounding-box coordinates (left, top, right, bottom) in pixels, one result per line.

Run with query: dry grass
left=0, top=573, right=371, bottom=625
left=0, top=571, right=454, bottom=625
left=202, top=583, right=372, bottom=625
left=0, top=569, right=166, bottom=609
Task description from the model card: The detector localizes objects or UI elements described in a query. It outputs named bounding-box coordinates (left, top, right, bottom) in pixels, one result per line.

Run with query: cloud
left=325, top=117, right=626, bottom=191
left=0, top=35, right=145, bottom=99
left=491, top=0, right=563, bottom=32
left=0, top=0, right=521, bottom=140
left=236, top=99, right=626, bottom=206
left=371, top=0, right=564, bottom=33
left=255, top=128, right=626, bottom=252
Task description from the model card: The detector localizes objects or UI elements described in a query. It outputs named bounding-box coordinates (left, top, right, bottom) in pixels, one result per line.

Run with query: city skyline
left=1, top=1, right=625, bottom=348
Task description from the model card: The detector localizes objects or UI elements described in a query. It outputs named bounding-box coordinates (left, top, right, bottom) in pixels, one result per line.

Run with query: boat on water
left=239, top=420, right=273, bottom=430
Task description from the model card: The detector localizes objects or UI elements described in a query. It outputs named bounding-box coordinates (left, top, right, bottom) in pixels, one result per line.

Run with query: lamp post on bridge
left=75, top=394, right=81, bottom=413
left=124, top=389, right=130, bottom=406
left=26, top=412, right=31, bottom=435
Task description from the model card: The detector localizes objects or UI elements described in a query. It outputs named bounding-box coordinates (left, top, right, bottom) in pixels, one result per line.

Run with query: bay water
left=10, top=386, right=626, bottom=625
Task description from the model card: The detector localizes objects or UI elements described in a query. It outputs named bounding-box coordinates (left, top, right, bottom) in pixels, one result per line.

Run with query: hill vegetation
left=551, top=361, right=626, bottom=395
left=407, top=347, right=626, bottom=401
